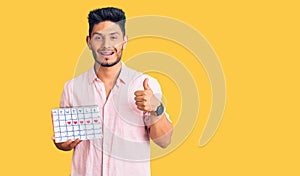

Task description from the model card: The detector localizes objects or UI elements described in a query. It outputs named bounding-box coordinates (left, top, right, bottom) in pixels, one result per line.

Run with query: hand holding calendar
left=51, top=105, right=103, bottom=147
left=53, top=138, right=82, bottom=151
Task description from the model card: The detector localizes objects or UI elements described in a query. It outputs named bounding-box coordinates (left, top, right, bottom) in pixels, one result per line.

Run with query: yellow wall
left=0, top=0, right=299, bottom=175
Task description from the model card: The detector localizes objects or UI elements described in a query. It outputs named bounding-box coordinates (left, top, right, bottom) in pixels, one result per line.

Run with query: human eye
left=94, top=35, right=103, bottom=41
left=110, top=35, right=118, bottom=40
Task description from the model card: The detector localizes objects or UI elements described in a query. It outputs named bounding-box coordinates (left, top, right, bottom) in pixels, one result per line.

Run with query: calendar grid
left=52, top=105, right=103, bottom=143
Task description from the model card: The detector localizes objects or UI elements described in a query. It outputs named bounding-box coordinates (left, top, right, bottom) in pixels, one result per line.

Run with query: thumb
left=143, top=78, right=151, bottom=90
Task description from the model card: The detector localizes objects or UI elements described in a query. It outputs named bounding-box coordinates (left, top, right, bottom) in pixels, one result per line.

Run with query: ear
left=86, top=36, right=92, bottom=50
left=122, top=35, right=128, bottom=49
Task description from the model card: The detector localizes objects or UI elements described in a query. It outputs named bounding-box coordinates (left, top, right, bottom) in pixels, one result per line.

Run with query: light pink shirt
left=60, top=62, right=165, bottom=176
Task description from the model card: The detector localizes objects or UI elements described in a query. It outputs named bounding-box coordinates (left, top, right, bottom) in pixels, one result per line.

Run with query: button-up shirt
left=60, top=62, right=166, bottom=176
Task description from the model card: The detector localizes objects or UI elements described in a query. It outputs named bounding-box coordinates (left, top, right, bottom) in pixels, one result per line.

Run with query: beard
left=93, top=47, right=123, bottom=67
left=98, top=54, right=122, bottom=67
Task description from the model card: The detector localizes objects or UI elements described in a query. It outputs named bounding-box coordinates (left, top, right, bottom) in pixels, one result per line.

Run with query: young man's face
left=87, top=21, right=127, bottom=67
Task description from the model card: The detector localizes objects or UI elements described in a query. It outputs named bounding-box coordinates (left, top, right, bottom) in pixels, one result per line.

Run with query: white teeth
left=100, top=51, right=114, bottom=56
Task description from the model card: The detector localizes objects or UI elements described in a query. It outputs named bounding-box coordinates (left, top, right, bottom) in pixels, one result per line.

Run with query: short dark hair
left=88, top=7, right=126, bottom=37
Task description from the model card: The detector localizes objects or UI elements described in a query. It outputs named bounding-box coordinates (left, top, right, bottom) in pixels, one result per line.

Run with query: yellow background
left=0, top=0, right=299, bottom=175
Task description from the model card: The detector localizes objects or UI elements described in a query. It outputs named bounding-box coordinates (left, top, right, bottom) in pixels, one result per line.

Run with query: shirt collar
left=88, top=62, right=128, bottom=85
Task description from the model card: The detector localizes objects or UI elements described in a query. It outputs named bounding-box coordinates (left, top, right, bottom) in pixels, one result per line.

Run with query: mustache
left=97, top=47, right=118, bottom=53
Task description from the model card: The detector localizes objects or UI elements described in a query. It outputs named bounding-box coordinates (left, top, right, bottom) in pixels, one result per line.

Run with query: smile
left=100, top=51, right=115, bottom=57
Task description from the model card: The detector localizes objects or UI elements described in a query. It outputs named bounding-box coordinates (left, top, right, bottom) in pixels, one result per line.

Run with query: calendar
left=51, top=105, right=103, bottom=143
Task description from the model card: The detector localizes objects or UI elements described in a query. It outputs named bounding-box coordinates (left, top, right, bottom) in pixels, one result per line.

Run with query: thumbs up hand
left=134, top=78, right=161, bottom=112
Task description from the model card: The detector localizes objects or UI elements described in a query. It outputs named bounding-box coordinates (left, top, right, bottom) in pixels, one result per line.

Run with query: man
left=53, top=7, right=173, bottom=176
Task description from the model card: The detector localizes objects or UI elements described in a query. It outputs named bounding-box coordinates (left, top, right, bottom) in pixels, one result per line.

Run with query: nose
left=102, top=37, right=110, bottom=48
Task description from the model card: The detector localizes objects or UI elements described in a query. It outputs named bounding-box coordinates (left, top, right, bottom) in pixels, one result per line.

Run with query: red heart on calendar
left=67, top=121, right=71, bottom=125
left=80, top=120, right=84, bottom=124
left=73, top=121, right=78, bottom=125
left=94, top=119, right=98, bottom=123
left=87, top=120, right=91, bottom=124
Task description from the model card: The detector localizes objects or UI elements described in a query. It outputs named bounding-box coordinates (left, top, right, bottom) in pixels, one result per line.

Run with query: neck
left=94, top=61, right=122, bottom=84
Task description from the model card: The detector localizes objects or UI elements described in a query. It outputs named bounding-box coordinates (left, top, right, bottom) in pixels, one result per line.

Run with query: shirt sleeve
left=59, top=81, right=72, bottom=108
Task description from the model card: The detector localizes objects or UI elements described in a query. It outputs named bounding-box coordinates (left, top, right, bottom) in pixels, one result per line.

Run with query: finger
left=70, top=139, right=81, bottom=148
left=134, top=96, right=147, bottom=102
left=134, top=90, right=147, bottom=96
left=135, top=91, right=152, bottom=98
left=143, top=78, right=150, bottom=90
left=61, top=139, right=73, bottom=148
left=135, top=101, right=147, bottom=106
left=136, top=105, right=146, bottom=110
left=137, top=105, right=151, bottom=112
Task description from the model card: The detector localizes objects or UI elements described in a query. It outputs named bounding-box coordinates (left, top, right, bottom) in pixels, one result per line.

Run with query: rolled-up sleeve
left=59, top=81, right=72, bottom=108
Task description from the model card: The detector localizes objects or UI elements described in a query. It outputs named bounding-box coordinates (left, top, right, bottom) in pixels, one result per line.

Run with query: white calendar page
left=51, top=105, right=103, bottom=143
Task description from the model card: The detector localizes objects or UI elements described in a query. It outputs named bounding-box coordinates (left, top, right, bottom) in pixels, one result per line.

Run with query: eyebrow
left=92, top=32, right=120, bottom=36
left=109, top=32, right=120, bottom=36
